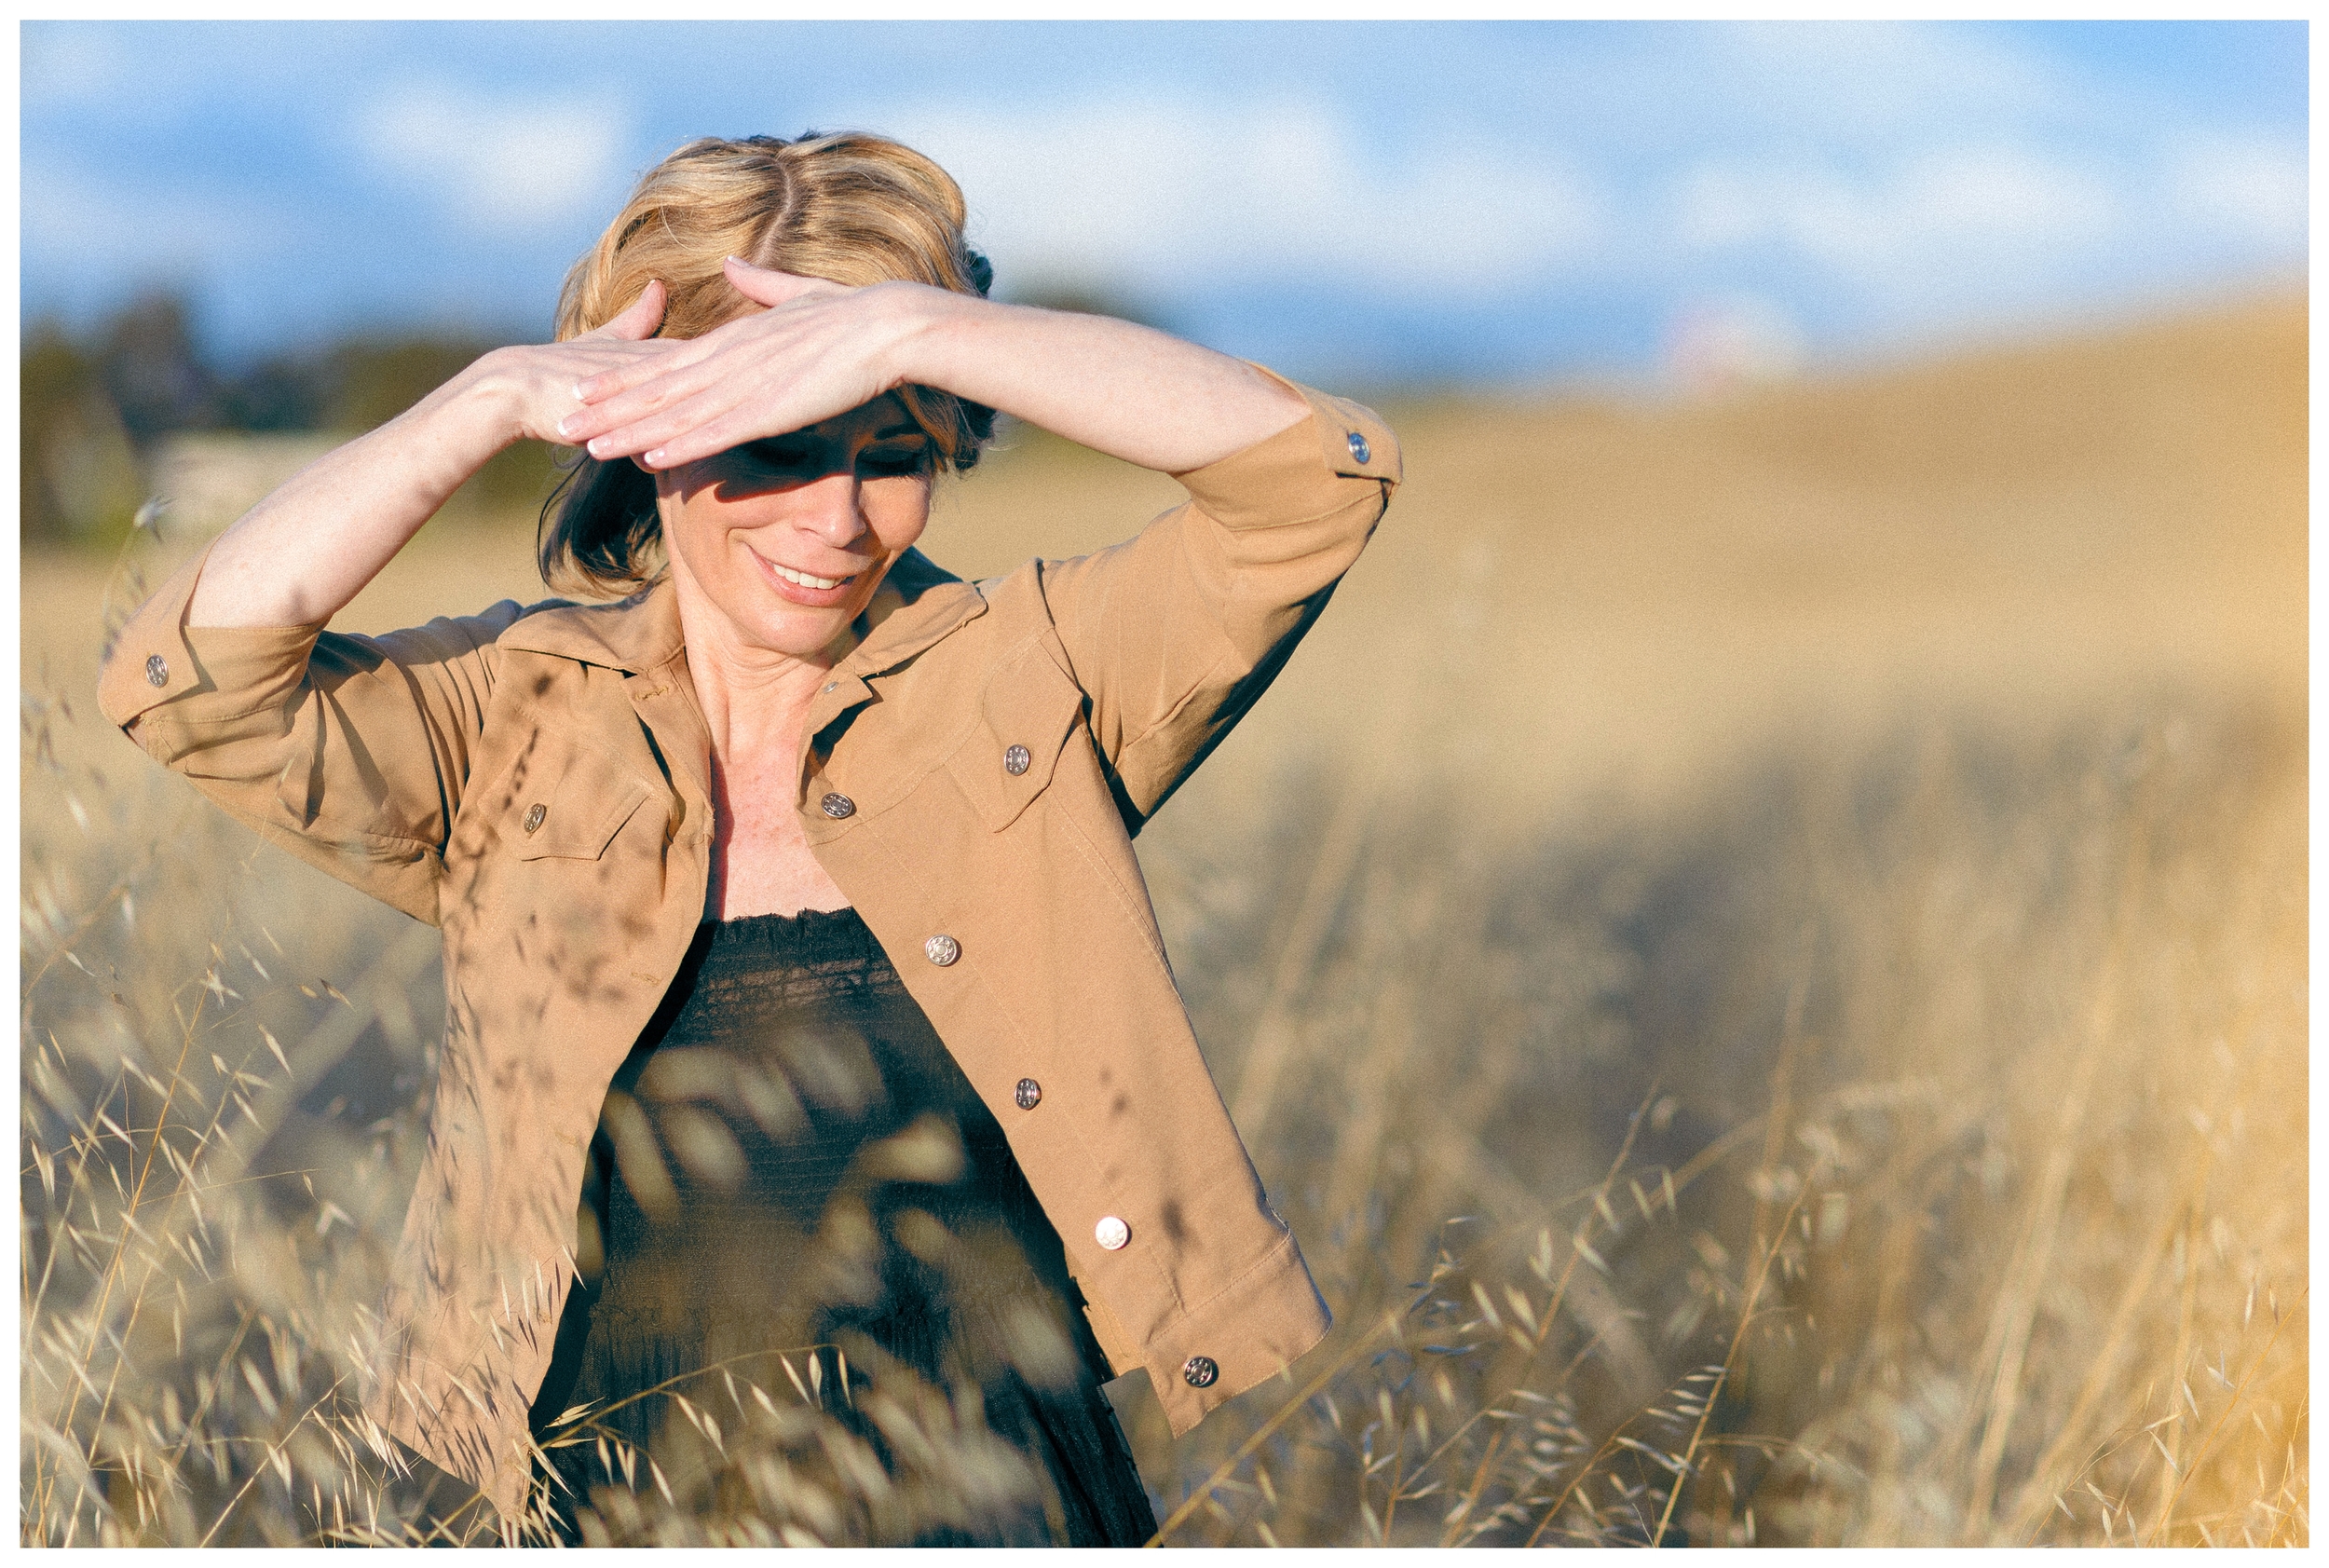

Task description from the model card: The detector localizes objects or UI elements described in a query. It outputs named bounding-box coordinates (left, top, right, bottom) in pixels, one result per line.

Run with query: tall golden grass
left=20, top=293, right=2305, bottom=1545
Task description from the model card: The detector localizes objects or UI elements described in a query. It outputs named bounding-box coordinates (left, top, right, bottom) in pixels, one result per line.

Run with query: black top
left=529, top=907, right=1155, bottom=1547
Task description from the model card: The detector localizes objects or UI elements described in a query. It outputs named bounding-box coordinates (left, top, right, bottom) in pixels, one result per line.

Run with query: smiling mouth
left=767, top=562, right=857, bottom=591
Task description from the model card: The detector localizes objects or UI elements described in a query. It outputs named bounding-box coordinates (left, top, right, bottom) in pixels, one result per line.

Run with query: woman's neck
left=670, top=566, right=854, bottom=762
left=668, top=567, right=862, bottom=919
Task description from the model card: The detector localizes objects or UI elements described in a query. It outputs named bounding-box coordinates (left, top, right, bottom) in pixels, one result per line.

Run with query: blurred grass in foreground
left=20, top=293, right=2305, bottom=1544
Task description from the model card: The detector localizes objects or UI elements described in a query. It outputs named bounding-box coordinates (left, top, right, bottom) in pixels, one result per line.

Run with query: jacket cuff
left=1143, top=1231, right=1332, bottom=1437
left=98, top=539, right=327, bottom=737
left=1174, top=366, right=1401, bottom=532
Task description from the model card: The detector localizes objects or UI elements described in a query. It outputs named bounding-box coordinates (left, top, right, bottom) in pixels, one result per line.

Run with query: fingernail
left=586, top=437, right=609, bottom=457
left=644, top=447, right=666, bottom=466
left=555, top=416, right=577, bottom=439
left=571, top=382, right=589, bottom=401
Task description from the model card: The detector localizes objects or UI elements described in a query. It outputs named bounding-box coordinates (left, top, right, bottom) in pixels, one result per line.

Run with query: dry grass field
left=21, top=292, right=2305, bottom=1545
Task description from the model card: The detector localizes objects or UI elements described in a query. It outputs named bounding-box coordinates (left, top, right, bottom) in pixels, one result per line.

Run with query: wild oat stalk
left=23, top=509, right=2306, bottom=1545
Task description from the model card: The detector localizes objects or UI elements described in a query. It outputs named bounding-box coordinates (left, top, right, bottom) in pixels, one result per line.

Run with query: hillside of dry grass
left=21, top=292, right=2304, bottom=1545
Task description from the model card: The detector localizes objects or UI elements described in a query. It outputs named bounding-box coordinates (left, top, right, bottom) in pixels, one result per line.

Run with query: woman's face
left=656, top=393, right=935, bottom=663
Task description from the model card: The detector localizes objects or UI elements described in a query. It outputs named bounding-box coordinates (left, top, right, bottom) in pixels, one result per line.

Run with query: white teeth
left=769, top=562, right=850, bottom=591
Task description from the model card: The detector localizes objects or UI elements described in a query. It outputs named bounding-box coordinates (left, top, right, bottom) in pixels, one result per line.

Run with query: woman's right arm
left=188, top=282, right=671, bottom=628
left=100, top=285, right=674, bottom=923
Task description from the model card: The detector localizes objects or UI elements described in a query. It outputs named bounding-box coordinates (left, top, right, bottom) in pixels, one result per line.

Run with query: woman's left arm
left=565, top=262, right=1396, bottom=827
left=557, top=259, right=1309, bottom=475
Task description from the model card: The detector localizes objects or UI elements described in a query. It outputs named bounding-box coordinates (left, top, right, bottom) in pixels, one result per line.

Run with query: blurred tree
left=211, top=354, right=329, bottom=432
left=323, top=336, right=496, bottom=432
left=21, top=317, right=144, bottom=547
left=98, top=292, right=215, bottom=445
left=20, top=304, right=561, bottom=552
left=322, top=335, right=557, bottom=516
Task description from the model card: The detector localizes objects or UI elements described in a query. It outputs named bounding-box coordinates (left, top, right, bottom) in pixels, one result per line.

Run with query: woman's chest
left=708, top=743, right=850, bottom=919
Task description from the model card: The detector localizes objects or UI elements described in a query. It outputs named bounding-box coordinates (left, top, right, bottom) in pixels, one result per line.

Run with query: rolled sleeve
left=98, top=541, right=524, bottom=925
left=99, top=540, right=330, bottom=743
left=1143, top=1229, right=1332, bottom=1438
left=1171, top=370, right=1401, bottom=531
left=1031, top=368, right=1398, bottom=829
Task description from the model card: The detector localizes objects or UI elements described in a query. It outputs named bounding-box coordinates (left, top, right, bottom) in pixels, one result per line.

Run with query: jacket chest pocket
left=506, top=749, right=657, bottom=862
left=946, top=640, right=1088, bottom=832
left=444, top=733, right=660, bottom=937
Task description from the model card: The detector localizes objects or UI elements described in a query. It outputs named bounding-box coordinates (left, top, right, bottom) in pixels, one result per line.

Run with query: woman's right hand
left=187, top=280, right=675, bottom=630
left=472, top=280, right=673, bottom=447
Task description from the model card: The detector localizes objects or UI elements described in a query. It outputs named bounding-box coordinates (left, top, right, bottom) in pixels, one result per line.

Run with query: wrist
left=449, top=347, right=537, bottom=449
left=868, top=280, right=982, bottom=393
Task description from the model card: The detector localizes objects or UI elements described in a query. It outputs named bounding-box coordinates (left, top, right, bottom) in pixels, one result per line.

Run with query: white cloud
left=21, top=22, right=2305, bottom=375
left=1674, top=144, right=2122, bottom=290
left=2166, top=132, right=2307, bottom=248
left=1705, top=21, right=2067, bottom=136
left=20, top=25, right=134, bottom=110
left=21, top=154, right=276, bottom=276
left=356, top=84, right=630, bottom=232
left=881, top=98, right=1606, bottom=303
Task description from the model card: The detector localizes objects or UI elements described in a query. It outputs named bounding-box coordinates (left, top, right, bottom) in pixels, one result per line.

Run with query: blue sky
left=20, top=20, right=2308, bottom=391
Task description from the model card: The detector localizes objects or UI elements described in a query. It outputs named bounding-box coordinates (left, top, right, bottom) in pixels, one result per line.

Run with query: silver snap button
left=523, top=803, right=547, bottom=834
left=1003, top=744, right=1031, bottom=776
left=1182, top=1355, right=1219, bottom=1388
left=144, top=654, right=169, bottom=688
left=1014, top=1078, right=1042, bottom=1111
left=823, top=682, right=838, bottom=693
left=821, top=792, right=855, bottom=819
left=1346, top=430, right=1371, bottom=464
left=924, top=934, right=960, bottom=967
left=1094, top=1216, right=1130, bottom=1251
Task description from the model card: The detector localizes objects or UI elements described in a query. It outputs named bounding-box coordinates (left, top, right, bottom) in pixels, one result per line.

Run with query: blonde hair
left=540, top=131, right=996, bottom=594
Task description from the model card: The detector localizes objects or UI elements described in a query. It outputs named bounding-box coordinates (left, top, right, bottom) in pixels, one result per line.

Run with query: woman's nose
left=793, top=471, right=868, bottom=545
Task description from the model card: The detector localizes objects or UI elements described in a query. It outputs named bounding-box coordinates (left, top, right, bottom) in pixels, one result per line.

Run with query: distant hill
left=31, top=292, right=2302, bottom=827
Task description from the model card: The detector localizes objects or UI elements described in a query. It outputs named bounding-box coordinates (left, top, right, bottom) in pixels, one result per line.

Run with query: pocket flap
left=950, top=641, right=1086, bottom=832
left=512, top=768, right=654, bottom=862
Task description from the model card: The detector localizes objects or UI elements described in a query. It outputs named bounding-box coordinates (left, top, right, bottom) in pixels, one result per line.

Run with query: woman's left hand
left=557, top=258, right=928, bottom=470
left=565, top=253, right=1309, bottom=477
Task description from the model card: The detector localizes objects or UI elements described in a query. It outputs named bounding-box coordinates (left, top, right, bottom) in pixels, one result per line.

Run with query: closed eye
left=731, top=439, right=930, bottom=479
left=859, top=444, right=933, bottom=477
left=740, top=438, right=813, bottom=471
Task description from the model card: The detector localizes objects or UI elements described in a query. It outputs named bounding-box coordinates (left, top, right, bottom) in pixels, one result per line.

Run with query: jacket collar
left=494, top=547, right=987, bottom=677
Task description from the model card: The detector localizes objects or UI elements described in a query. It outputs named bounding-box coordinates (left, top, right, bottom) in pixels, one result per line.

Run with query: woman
left=100, top=132, right=1398, bottom=1544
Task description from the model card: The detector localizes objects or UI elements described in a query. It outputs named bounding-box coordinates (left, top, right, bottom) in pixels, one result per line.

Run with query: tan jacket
left=100, top=375, right=1399, bottom=1514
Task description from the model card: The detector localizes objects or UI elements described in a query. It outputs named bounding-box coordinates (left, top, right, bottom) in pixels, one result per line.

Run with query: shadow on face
left=671, top=395, right=937, bottom=507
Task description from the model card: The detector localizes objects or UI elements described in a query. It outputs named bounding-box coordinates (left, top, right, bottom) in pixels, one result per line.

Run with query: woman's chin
left=717, top=584, right=884, bottom=662
left=738, top=606, right=855, bottom=661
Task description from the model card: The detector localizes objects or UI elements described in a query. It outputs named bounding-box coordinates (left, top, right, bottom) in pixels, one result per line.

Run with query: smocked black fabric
left=529, top=908, right=1156, bottom=1546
